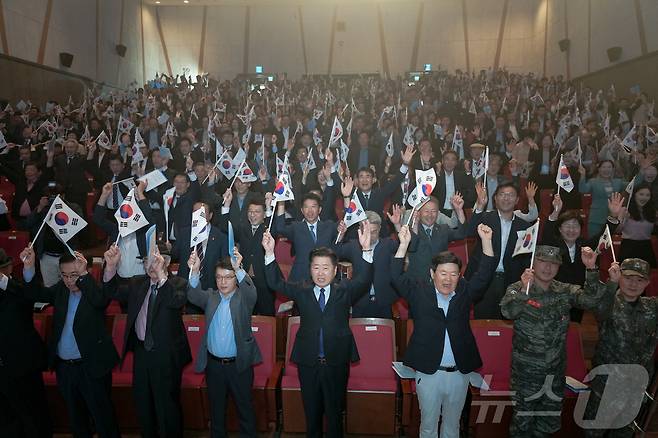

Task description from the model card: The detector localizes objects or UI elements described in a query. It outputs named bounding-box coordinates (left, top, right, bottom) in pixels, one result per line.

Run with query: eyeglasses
left=60, top=273, right=80, bottom=280
left=215, top=274, right=236, bottom=282
left=496, top=192, right=517, bottom=199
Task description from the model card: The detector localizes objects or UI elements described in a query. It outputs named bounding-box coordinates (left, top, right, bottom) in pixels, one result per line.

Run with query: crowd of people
left=0, top=68, right=657, bottom=438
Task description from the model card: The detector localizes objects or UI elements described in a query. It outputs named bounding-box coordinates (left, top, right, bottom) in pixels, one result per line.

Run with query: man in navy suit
left=271, top=192, right=338, bottom=282
left=173, top=202, right=228, bottom=290
left=262, top=223, right=374, bottom=438
left=166, top=173, right=200, bottom=247
left=391, top=223, right=495, bottom=438
left=336, top=211, right=398, bottom=318
left=466, top=181, right=533, bottom=319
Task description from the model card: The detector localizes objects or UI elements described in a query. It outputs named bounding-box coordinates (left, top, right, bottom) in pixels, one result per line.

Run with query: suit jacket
left=21, top=274, right=119, bottom=378
left=347, top=146, right=379, bottom=173
left=175, top=225, right=228, bottom=290
left=465, top=210, right=532, bottom=287
left=0, top=277, right=48, bottom=376
left=108, top=275, right=192, bottom=370
left=85, top=150, right=112, bottom=189
left=406, top=221, right=467, bottom=280
left=434, top=170, right=475, bottom=210
left=232, top=221, right=267, bottom=285
left=265, top=257, right=373, bottom=366
left=272, top=214, right=338, bottom=282
left=391, top=254, right=496, bottom=374
left=187, top=274, right=262, bottom=373
left=54, top=154, right=91, bottom=197
left=355, top=170, right=406, bottom=217
left=335, top=238, right=399, bottom=318
left=168, top=186, right=200, bottom=242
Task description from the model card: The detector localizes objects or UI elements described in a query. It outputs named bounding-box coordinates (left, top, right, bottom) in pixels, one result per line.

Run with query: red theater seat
left=274, top=238, right=294, bottom=266
left=281, top=316, right=304, bottom=433
left=345, top=318, right=397, bottom=435
left=646, top=270, right=658, bottom=297
left=110, top=315, right=139, bottom=429
left=540, top=189, right=555, bottom=219
left=0, top=231, right=29, bottom=278
left=181, top=315, right=207, bottom=430
left=448, top=239, right=469, bottom=274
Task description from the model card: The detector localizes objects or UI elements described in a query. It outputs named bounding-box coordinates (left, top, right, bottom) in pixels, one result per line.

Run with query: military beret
left=534, top=245, right=562, bottom=265
left=620, top=258, right=650, bottom=279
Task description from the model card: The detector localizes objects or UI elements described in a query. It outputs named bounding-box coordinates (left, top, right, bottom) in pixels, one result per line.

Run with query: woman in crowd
left=618, top=183, right=657, bottom=267
left=578, top=159, right=627, bottom=237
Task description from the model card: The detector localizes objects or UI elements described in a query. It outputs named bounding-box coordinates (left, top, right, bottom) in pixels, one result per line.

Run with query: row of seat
left=31, top=313, right=588, bottom=436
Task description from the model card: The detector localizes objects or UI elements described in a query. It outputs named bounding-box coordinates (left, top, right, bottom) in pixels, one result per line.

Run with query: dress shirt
left=436, top=290, right=457, bottom=367
left=443, top=172, right=456, bottom=209
left=57, top=291, right=83, bottom=360
left=496, top=211, right=514, bottom=272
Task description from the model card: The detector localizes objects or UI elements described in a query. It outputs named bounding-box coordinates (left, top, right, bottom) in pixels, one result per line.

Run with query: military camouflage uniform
left=501, top=246, right=616, bottom=438
left=584, top=259, right=658, bottom=438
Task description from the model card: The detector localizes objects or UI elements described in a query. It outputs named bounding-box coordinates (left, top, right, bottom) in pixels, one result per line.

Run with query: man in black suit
left=103, top=245, right=192, bottom=438
left=336, top=211, right=399, bottom=318
left=166, top=173, right=200, bottom=247
left=0, top=159, right=52, bottom=230
left=171, top=137, right=203, bottom=174
left=99, top=154, right=132, bottom=211
left=220, top=193, right=275, bottom=315
left=405, top=194, right=467, bottom=280
left=143, top=148, right=177, bottom=236
left=53, top=139, right=91, bottom=218
left=434, top=150, right=475, bottom=216
left=465, top=181, right=533, bottom=319
left=85, top=141, right=112, bottom=190
left=272, top=192, right=338, bottom=282
left=186, top=249, right=262, bottom=437
left=0, top=249, right=51, bottom=438
left=18, top=247, right=121, bottom=438
left=347, top=131, right=379, bottom=172
left=391, top=223, right=495, bottom=438
left=174, top=201, right=228, bottom=291
left=262, top=223, right=374, bottom=438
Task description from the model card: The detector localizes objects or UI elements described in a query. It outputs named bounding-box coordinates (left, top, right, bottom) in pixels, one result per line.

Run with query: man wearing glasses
left=466, top=182, right=534, bottom=319
left=18, top=246, right=121, bottom=438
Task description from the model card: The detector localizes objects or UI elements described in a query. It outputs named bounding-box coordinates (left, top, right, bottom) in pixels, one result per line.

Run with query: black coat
left=391, top=255, right=496, bottom=374
left=174, top=225, right=228, bottom=290
left=265, top=257, right=373, bottom=366
left=21, top=274, right=119, bottom=378
left=434, top=170, right=475, bottom=210
left=0, top=278, right=48, bottom=377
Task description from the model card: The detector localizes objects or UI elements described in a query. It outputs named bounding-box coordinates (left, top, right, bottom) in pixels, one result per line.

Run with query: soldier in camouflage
left=501, top=245, right=619, bottom=437
left=584, top=258, right=657, bottom=437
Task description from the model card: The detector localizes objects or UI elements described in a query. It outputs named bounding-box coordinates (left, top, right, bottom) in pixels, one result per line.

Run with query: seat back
left=33, top=314, right=46, bottom=340
left=646, top=270, right=658, bottom=297
left=112, top=315, right=133, bottom=372
left=540, top=189, right=555, bottom=218
left=275, top=238, right=294, bottom=266
left=470, top=320, right=514, bottom=390
left=448, top=239, right=468, bottom=274
left=565, top=323, right=586, bottom=382
left=251, top=315, right=276, bottom=378
left=394, top=299, right=409, bottom=320
left=183, top=315, right=205, bottom=374
left=349, top=318, right=396, bottom=379
left=284, top=316, right=301, bottom=377
left=0, top=231, right=30, bottom=277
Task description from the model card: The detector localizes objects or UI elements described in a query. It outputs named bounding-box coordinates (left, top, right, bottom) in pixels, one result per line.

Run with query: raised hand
left=231, top=248, right=243, bottom=271
left=397, top=225, right=411, bottom=246
left=357, top=220, right=372, bottom=251
left=337, top=220, right=347, bottom=236
left=222, top=188, right=233, bottom=207
left=525, top=181, right=538, bottom=202
left=73, top=251, right=88, bottom=276
left=104, top=245, right=121, bottom=270
left=101, top=182, right=113, bottom=196
left=520, top=268, right=534, bottom=291
left=608, top=192, right=624, bottom=218
left=20, top=246, right=36, bottom=270
left=581, top=246, right=597, bottom=269
left=262, top=230, right=275, bottom=256
left=401, top=145, right=416, bottom=166
left=386, top=204, right=403, bottom=225
left=551, top=193, right=563, bottom=216
left=578, top=164, right=586, bottom=176
left=341, top=176, right=354, bottom=198
left=477, top=223, right=493, bottom=241
left=608, top=261, right=621, bottom=283
left=450, top=192, right=465, bottom=211
left=187, top=248, right=201, bottom=274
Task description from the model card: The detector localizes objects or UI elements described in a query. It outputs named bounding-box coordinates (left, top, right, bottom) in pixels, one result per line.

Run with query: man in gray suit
left=187, top=247, right=262, bottom=438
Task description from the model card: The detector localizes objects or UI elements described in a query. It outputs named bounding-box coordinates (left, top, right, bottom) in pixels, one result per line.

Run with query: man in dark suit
left=406, top=195, right=467, bottom=280
left=220, top=193, right=276, bottom=315
left=166, top=173, right=200, bottom=247
left=170, top=137, right=203, bottom=174
left=272, top=192, right=338, bottom=282
left=174, top=201, right=228, bottom=291
left=465, top=181, right=533, bottom=319
left=434, top=150, right=475, bottom=216
left=98, top=154, right=132, bottom=211
left=391, top=223, right=495, bottom=438
left=186, top=249, right=262, bottom=437
left=336, top=211, right=399, bottom=318
left=0, top=249, right=51, bottom=438
left=103, top=245, right=192, bottom=438
left=262, top=223, right=374, bottom=438
left=53, top=139, right=91, bottom=217
left=84, top=141, right=112, bottom=190
left=19, top=246, right=121, bottom=438
left=0, top=159, right=52, bottom=230
left=143, top=148, right=177, bottom=236
left=347, top=131, right=379, bottom=172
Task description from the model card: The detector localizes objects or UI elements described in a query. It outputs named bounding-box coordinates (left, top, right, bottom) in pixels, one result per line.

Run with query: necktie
left=363, top=193, right=369, bottom=209
left=196, top=242, right=205, bottom=278
left=310, top=224, right=317, bottom=243
left=172, top=195, right=178, bottom=208
left=136, top=284, right=156, bottom=346
left=318, top=288, right=326, bottom=357
left=425, top=227, right=432, bottom=238
left=112, top=178, right=119, bottom=209
left=144, top=285, right=157, bottom=351
left=67, top=156, right=72, bottom=165
left=252, top=225, right=258, bottom=236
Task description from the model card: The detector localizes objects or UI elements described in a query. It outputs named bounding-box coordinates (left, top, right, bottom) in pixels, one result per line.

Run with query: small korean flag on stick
left=336, top=194, right=367, bottom=243
left=555, top=155, right=574, bottom=194
left=46, top=195, right=88, bottom=243
left=114, top=189, right=149, bottom=244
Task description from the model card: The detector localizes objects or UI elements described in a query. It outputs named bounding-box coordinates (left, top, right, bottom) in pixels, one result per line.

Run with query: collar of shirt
left=361, top=190, right=372, bottom=197
left=435, top=289, right=456, bottom=309
left=219, top=290, right=236, bottom=302
left=150, top=277, right=167, bottom=289
left=497, top=209, right=514, bottom=224
left=306, top=219, right=319, bottom=227
left=422, top=224, right=433, bottom=234
left=313, top=284, right=331, bottom=302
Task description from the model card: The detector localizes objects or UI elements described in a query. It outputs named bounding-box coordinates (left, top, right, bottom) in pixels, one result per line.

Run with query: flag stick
left=202, top=155, right=222, bottom=185
left=112, top=177, right=135, bottom=186
left=228, top=160, right=246, bottom=190
left=608, top=225, right=617, bottom=263
left=526, top=219, right=540, bottom=295
left=268, top=201, right=277, bottom=229
left=114, top=233, right=121, bottom=247
left=335, top=231, right=341, bottom=245
left=405, top=204, right=416, bottom=226
left=557, top=185, right=560, bottom=196
left=62, top=240, right=75, bottom=256
left=30, top=200, right=56, bottom=246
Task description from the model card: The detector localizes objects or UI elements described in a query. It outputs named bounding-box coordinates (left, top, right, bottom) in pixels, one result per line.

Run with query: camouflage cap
left=620, top=258, right=650, bottom=279
left=534, top=245, right=562, bottom=265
